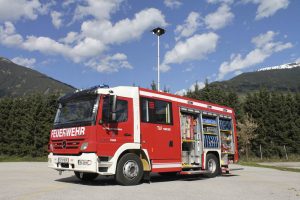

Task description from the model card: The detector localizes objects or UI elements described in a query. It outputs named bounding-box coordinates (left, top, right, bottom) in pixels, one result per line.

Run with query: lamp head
left=152, top=27, right=165, bottom=36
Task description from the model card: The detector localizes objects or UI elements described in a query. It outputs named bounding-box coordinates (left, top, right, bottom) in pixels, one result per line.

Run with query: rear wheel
left=205, top=154, right=221, bottom=178
left=116, top=153, right=143, bottom=186
left=74, top=171, right=98, bottom=181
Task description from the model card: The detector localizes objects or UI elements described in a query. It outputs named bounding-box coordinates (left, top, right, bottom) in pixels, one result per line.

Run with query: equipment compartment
left=180, top=110, right=201, bottom=167
left=202, top=113, right=219, bottom=149
left=219, top=117, right=234, bottom=155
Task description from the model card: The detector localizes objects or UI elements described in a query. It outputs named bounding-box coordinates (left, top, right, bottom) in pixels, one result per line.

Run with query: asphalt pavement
left=0, top=162, right=300, bottom=200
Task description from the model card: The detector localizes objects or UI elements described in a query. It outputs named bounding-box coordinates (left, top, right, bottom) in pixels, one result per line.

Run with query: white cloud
left=234, top=70, right=243, bottom=76
left=251, top=30, right=275, bottom=47
left=0, top=21, right=23, bottom=47
left=0, top=22, right=105, bottom=63
left=0, top=7, right=165, bottom=62
left=204, top=4, right=234, bottom=30
left=59, top=32, right=81, bottom=44
left=175, top=82, right=205, bottom=96
left=206, top=73, right=217, bottom=81
left=183, top=66, right=194, bottom=72
left=243, top=0, right=289, bottom=20
left=175, top=89, right=187, bottom=96
left=11, top=56, right=36, bottom=68
left=81, top=8, right=167, bottom=44
left=20, top=35, right=105, bottom=63
left=62, top=0, right=76, bottom=7
left=207, top=0, right=234, bottom=4
left=51, top=11, right=63, bottom=29
left=189, top=82, right=205, bottom=91
left=69, top=37, right=106, bottom=62
left=0, top=6, right=166, bottom=74
left=164, top=0, right=182, bottom=9
left=175, top=12, right=201, bottom=41
left=218, top=31, right=293, bottom=79
left=0, top=0, right=51, bottom=22
left=22, top=36, right=71, bottom=56
left=296, top=58, right=300, bottom=63
left=73, top=0, right=123, bottom=21
left=162, top=32, right=219, bottom=72
left=39, top=1, right=56, bottom=15
left=85, top=53, right=132, bottom=73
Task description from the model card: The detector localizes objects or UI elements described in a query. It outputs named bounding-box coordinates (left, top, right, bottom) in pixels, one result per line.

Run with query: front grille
left=52, top=139, right=84, bottom=150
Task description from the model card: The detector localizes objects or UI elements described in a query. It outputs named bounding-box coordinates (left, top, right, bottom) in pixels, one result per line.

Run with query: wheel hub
left=208, top=159, right=216, bottom=173
left=123, top=160, right=139, bottom=179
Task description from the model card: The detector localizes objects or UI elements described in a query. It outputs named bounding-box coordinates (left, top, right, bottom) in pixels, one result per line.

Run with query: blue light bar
left=86, top=84, right=109, bottom=91
left=98, top=84, right=109, bottom=88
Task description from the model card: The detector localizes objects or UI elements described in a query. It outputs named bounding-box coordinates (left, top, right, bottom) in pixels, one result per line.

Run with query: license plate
left=58, top=157, right=69, bottom=163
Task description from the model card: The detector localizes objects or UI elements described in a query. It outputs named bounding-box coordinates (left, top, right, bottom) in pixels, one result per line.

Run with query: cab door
left=140, top=97, right=180, bottom=160
left=96, top=95, right=134, bottom=156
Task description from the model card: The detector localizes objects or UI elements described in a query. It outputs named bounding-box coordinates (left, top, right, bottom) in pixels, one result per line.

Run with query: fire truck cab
left=48, top=85, right=238, bottom=185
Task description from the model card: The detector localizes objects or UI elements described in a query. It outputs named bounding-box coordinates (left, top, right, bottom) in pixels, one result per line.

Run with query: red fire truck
left=48, top=85, right=238, bottom=185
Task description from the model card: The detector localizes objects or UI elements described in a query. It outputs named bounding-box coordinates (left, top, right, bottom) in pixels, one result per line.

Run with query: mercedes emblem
left=62, top=140, right=67, bottom=149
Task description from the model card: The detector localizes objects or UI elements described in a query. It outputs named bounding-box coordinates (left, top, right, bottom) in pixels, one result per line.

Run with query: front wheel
left=115, top=153, right=144, bottom=186
left=74, top=171, right=98, bottom=181
left=204, top=154, right=221, bottom=178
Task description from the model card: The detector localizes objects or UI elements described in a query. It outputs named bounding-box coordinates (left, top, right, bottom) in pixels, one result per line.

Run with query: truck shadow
left=55, top=173, right=239, bottom=186
left=230, top=167, right=244, bottom=171
left=150, top=173, right=239, bottom=182
left=55, top=176, right=117, bottom=186
left=150, top=174, right=206, bottom=183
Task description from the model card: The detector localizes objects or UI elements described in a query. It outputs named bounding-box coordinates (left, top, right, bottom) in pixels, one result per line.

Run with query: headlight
left=80, top=142, right=89, bottom=150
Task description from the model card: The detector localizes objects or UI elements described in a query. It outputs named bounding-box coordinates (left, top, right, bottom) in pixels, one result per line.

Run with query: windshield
left=54, top=94, right=99, bottom=128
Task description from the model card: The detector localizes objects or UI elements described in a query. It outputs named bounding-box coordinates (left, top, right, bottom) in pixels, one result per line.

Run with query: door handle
left=169, top=140, right=173, bottom=147
left=124, top=133, right=132, bottom=136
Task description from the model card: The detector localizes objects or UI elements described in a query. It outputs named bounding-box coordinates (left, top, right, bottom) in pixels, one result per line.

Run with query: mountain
left=0, top=57, right=75, bottom=97
left=209, top=62, right=300, bottom=94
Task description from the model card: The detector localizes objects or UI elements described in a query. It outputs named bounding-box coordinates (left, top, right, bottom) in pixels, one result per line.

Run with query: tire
left=74, top=171, right=98, bottom=181
left=204, top=154, right=221, bottom=178
left=115, top=153, right=144, bottom=186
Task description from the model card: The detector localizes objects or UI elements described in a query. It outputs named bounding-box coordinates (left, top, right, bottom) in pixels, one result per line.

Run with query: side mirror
left=111, top=95, right=117, bottom=122
left=111, top=113, right=116, bottom=122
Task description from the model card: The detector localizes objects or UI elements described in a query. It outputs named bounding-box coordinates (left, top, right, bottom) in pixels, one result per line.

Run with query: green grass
left=0, top=156, right=47, bottom=162
left=238, top=155, right=300, bottom=173
left=239, top=161, right=300, bottom=173
left=238, top=154, right=300, bottom=162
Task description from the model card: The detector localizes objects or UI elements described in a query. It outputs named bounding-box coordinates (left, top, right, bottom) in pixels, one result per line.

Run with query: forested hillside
left=0, top=57, right=75, bottom=97
left=209, top=66, right=300, bottom=95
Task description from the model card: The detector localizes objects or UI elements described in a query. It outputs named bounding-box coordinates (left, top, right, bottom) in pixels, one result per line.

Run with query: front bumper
left=48, top=153, right=99, bottom=173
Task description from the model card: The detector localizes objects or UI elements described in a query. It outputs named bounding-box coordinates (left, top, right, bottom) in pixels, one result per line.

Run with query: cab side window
left=115, top=100, right=128, bottom=122
left=141, top=98, right=172, bottom=124
left=102, top=96, right=128, bottom=122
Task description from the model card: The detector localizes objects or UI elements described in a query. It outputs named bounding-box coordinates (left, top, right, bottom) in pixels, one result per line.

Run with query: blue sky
left=0, top=0, right=299, bottom=94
